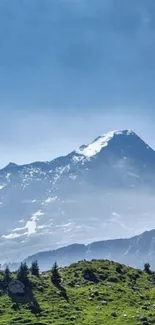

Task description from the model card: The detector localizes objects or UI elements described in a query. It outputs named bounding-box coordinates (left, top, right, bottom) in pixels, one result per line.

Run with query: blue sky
left=0, top=0, right=155, bottom=167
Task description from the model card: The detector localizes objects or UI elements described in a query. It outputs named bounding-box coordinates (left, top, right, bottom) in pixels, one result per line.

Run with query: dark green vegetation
left=51, top=262, right=61, bottom=286
left=31, top=261, right=40, bottom=278
left=0, top=259, right=155, bottom=324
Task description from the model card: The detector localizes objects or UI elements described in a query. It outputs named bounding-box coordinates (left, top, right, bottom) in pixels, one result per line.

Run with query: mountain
left=9, top=228, right=153, bottom=271
left=1, top=129, right=155, bottom=263
left=1, top=259, right=155, bottom=325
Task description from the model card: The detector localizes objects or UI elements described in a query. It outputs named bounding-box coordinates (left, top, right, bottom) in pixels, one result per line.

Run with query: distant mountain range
left=1, top=129, right=155, bottom=263
left=7, top=228, right=155, bottom=271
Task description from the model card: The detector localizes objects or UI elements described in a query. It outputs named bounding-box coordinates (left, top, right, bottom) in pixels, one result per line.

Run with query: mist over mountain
left=0, top=129, right=155, bottom=263
left=21, top=229, right=155, bottom=271
left=7, top=228, right=155, bottom=271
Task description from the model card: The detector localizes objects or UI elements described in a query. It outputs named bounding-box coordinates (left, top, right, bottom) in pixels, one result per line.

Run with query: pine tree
left=4, top=265, right=11, bottom=283
left=31, top=260, right=40, bottom=277
left=17, top=262, right=29, bottom=285
left=144, top=263, right=151, bottom=274
left=51, top=262, right=61, bottom=286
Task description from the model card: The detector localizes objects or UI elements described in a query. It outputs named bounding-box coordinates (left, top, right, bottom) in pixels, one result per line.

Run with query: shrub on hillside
left=82, top=267, right=98, bottom=282
left=108, top=276, right=118, bottom=283
left=144, top=263, right=151, bottom=274
left=116, top=264, right=123, bottom=274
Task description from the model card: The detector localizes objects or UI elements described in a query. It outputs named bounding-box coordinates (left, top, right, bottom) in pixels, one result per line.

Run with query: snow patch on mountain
left=53, top=174, right=60, bottom=184
left=24, top=211, right=43, bottom=235
left=55, top=165, right=70, bottom=174
left=0, top=184, right=6, bottom=190
left=2, top=232, right=22, bottom=240
left=76, top=129, right=134, bottom=157
left=2, top=210, right=44, bottom=239
left=6, top=173, right=11, bottom=181
left=72, top=155, right=84, bottom=163
left=44, top=197, right=57, bottom=204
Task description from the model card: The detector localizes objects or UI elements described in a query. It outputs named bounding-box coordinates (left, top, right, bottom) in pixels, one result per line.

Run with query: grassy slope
left=0, top=259, right=155, bottom=325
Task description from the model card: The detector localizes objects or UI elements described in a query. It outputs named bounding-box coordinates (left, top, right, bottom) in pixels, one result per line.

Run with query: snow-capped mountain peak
left=0, top=128, right=155, bottom=264
left=76, top=129, right=135, bottom=157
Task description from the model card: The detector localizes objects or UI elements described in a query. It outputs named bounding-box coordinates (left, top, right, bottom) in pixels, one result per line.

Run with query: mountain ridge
left=0, top=129, right=150, bottom=170
left=24, top=228, right=155, bottom=270
left=0, top=129, right=155, bottom=263
left=6, top=228, right=155, bottom=271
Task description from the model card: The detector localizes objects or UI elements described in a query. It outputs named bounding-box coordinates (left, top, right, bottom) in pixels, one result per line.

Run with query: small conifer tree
left=31, top=260, right=40, bottom=277
left=17, top=262, right=29, bottom=285
left=4, top=265, right=11, bottom=282
left=51, top=262, right=61, bottom=286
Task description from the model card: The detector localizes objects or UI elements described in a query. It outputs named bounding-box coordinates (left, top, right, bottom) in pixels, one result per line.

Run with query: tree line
left=3, top=261, right=61, bottom=287
left=2, top=261, right=152, bottom=288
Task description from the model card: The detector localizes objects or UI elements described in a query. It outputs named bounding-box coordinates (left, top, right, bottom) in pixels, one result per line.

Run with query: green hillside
left=0, top=259, right=155, bottom=325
